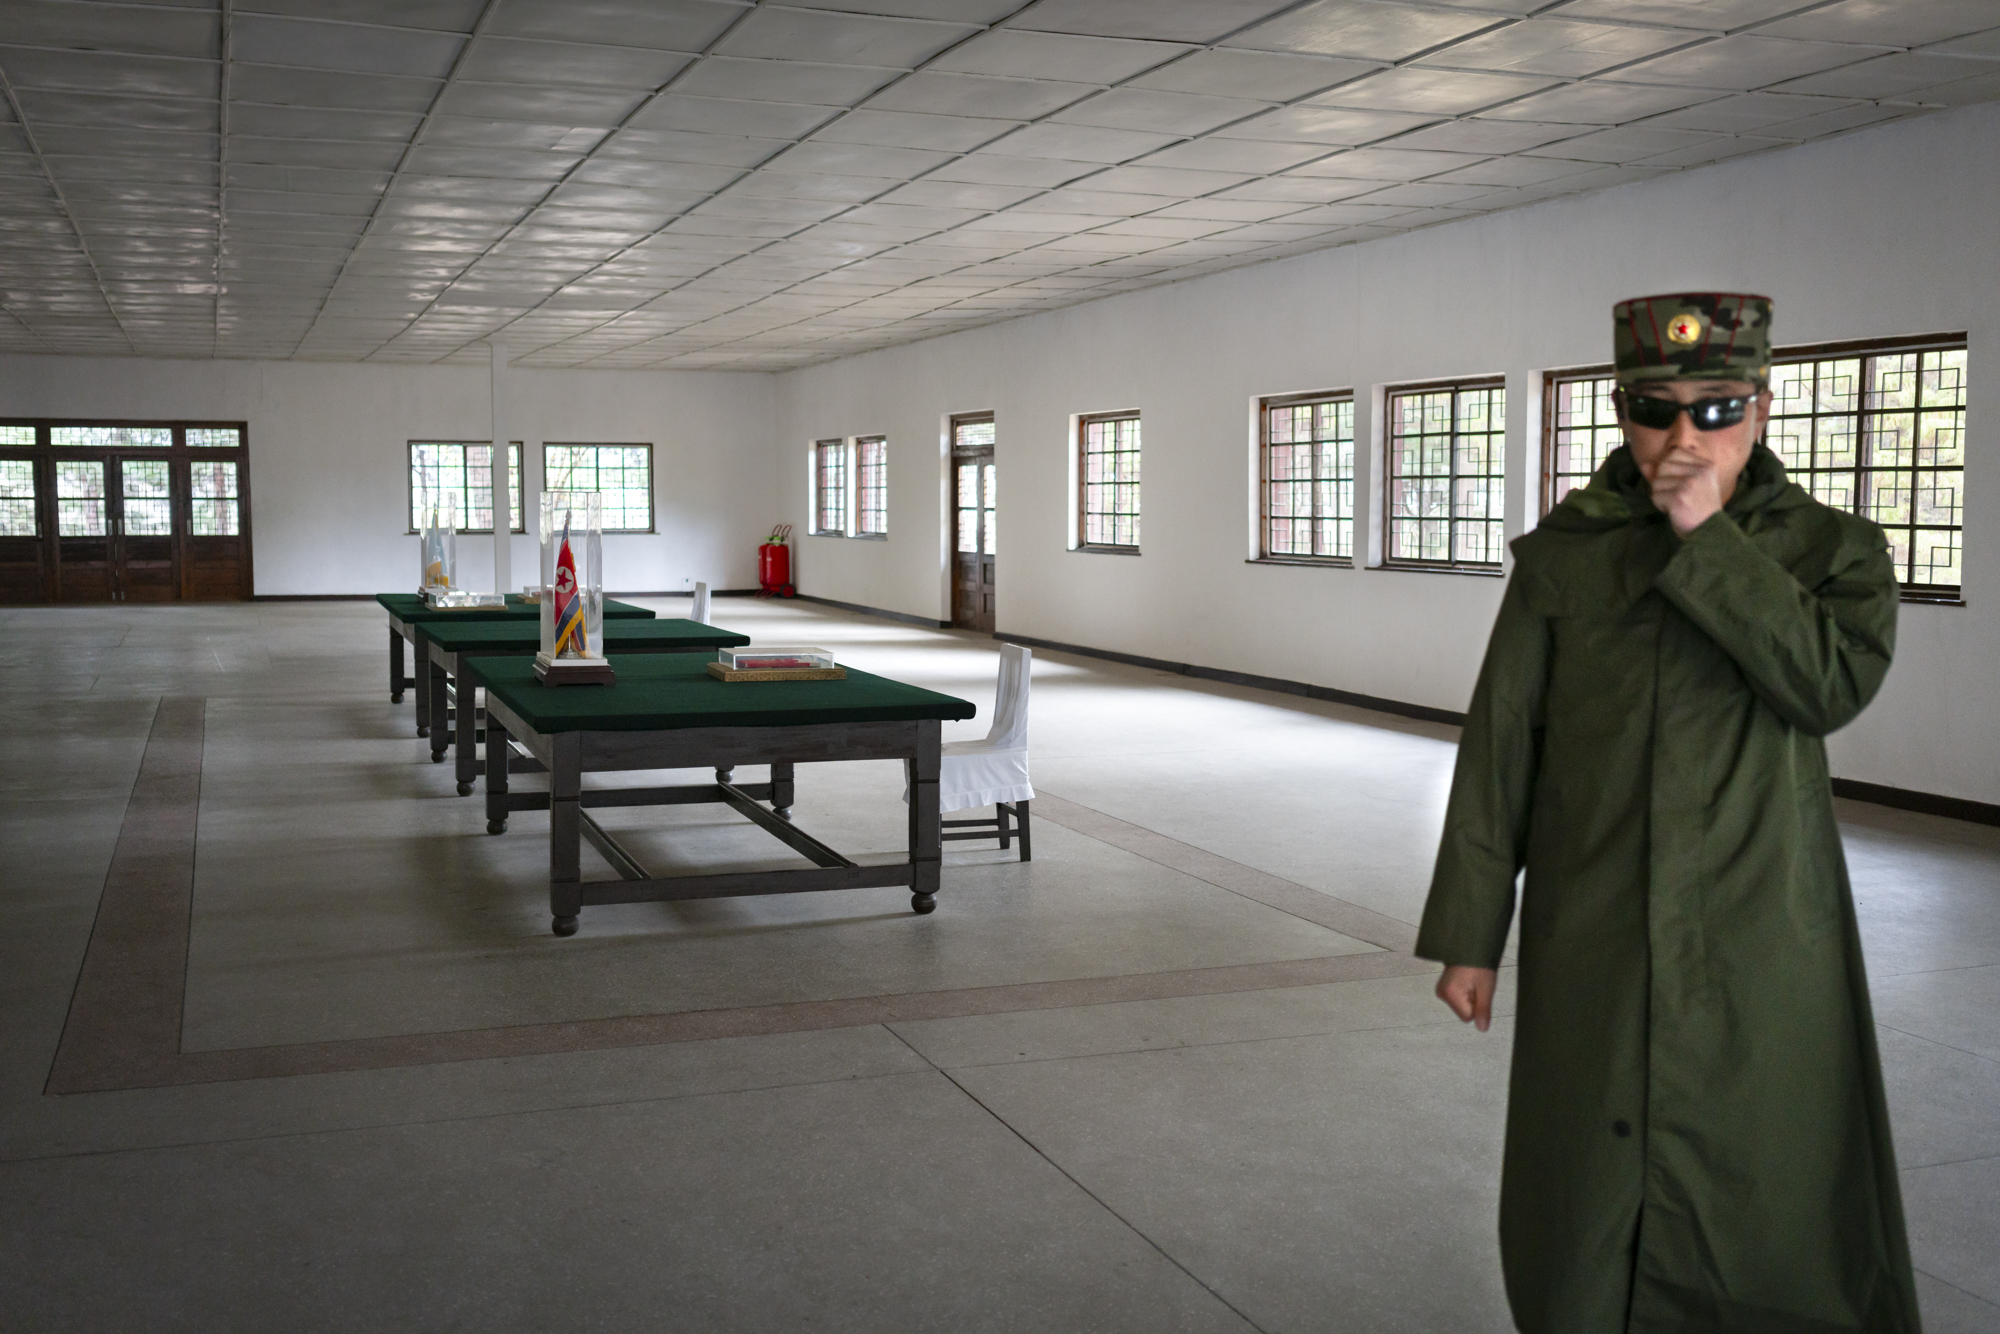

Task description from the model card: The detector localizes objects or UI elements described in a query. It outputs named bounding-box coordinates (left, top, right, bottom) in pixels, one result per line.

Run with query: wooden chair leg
left=1017, top=800, right=1031, bottom=862
left=996, top=799, right=1011, bottom=851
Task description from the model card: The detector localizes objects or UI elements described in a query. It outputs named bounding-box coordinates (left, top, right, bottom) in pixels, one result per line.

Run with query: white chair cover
left=937, top=643, right=1032, bottom=814
left=691, top=581, right=711, bottom=624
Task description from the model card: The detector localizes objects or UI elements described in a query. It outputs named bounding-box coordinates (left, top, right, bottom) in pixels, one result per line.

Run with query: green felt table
left=378, top=592, right=654, bottom=729
left=468, top=654, right=975, bottom=936
left=470, top=651, right=974, bottom=734
left=424, top=620, right=755, bottom=786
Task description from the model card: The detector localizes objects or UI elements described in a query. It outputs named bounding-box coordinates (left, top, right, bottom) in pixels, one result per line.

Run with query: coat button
left=1613, top=1120, right=1633, bottom=1138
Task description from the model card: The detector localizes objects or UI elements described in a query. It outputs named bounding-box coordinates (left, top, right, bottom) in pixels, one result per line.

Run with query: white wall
left=0, top=356, right=775, bottom=596
left=773, top=102, right=2000, bottom=805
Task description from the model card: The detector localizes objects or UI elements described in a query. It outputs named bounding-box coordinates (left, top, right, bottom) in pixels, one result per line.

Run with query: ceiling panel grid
left=0, top=0, right=1994, bottom=368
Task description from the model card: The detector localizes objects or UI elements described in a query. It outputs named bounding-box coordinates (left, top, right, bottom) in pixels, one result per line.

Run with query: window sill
left=852, top=532, right=888, bottom=542
left=1073, top=544, right=1140, bottom=556
left=404, top=529, right=526, bottom=537
left=1374, top=561, right=1504, bottom=577
left=1247, top=557, right=1352, bottom=569
left=1899, top=591, right=1964, bottom=606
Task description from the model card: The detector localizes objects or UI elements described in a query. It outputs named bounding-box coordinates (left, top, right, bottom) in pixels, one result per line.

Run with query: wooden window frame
left=1077, top=410, right=1141, bottom=554
left=1541, top=364, right=1619, bottom=516
left=1766, top=332, right=1967, bottom=604
left=541, top=442, right=655, bottom=534
left=1257, top=389, right=1355, bottom=567
left=406, top=441, right=524, bottom=536
left=812, top=438, right=848, bottom=537
left=1382, top=376, right=1507, bottom=575
left=855, top=435, right=888, bottom=539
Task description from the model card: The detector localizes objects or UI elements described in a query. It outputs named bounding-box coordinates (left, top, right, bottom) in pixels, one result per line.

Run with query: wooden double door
left=951, top=415, right=996, bottom=632
left=0, top=423, right=252, bottom=603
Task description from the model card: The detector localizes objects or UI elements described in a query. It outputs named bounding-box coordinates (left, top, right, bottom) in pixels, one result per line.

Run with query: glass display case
left=419, top=490, right=456, bottom=595
left=536, top=491, right=611, bottom=684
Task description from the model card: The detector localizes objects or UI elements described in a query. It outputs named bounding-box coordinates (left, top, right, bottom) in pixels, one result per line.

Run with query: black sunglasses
left=1616, top=390, right=1754, bottom=432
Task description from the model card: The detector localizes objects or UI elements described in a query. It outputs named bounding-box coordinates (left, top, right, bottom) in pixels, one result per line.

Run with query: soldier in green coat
left=1417, top=293, right=1921, bottom=1330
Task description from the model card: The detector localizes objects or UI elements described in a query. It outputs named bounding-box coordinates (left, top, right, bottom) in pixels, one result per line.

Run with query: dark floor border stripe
left=793, top=593, right=951, bottom=629
left=993, top=632, right=1469, bottom=728
left=1831, top=778, right=2000, bottom=827
left=45, top=698, right=205, bottom=1095
left=43, top=704, right=1428, bottom=1094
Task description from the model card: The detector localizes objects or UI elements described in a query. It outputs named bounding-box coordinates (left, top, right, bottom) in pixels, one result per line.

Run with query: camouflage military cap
left=1613, top=292, right=1772, bottom=387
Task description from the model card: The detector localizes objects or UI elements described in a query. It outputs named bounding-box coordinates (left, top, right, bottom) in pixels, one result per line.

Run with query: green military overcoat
left=1416, top=443, right=1921, bottom=1331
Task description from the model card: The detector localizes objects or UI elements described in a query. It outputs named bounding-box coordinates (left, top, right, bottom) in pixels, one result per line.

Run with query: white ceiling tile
left=631, top=95, right=840, bottom=140
left=982, top=122, right=1181, bottom=162
left=396, top=176, right=551, bottom=202
left=400, top=145, right=582, bottom=180
left=37, top=126, right=217, bottom=159
left=1751, top=102, right=1913, bottom=139
left=812, top=109, right=1020, bottom=152
left=1638, top=133, right=1787, bottom=167
left=1522, top=125, right=1718, bottom=162
left=596, top=129, right=788, bottom=167
left=434, top=83, right=647, bottom=126
left=865, top=71, right=1098, bottom=119
left=1052, top=88, right=1268, bottom=135
left=872, top=179, right=1043, bottom=209
left=230, top=15, right=465, bottom=78
left=1769, top=52, right=1990, bottom=99
left=1210, top=104, right=1441, bottom=144
left=1414, top=19, right=1696, bottom=78
left=1477, top=81, right=1724, bottom=123
left=716, top=8, right=979, bottom=66
left=1223, top=1, right=1504, bottom=62
left=1640, top=92, right=1861, bottom=134
left=1611, top=35, right=1891, bottom=90
left=229, top=66, right=440, bottom=113
left=1893, top=65, right=2000, bottom=107
left=1005, top=0, right=1302, bottom=43
left=1546, top=0, right=1810, bottom=28
left=759, top=140, right=955, bottom=178
left=1087, top=214, right=1236, bottom=238
left=1774, top=0, right=2000, bottom=44
left=1389, top=119, right=1583, bottom=153
left=1134, top=137, right=1334, bottom=172
left=1148, top=196, right=1308, bottom=220
left=1292, top=146, right=1490, bottom=178
left=1921, top=28, right=2000, bottom=56
left=486, top=0, right=745, bottom=51
left=672, top=57, right=904, bottom=106
left=956, top=209, right=1101, bottom=231
left=1083, top=164, right=1254, bottom=195
left=1009, top=188, right=1163, bottom=215
left=1308, top=67, right=1559, bottom=114
left=227, top=104, right=421, bottom=142
left=3, top=0, right=219, bottom=58
left=2, top=48, right=220, bottom=99
left=1343, top=180, right=1492, bottom=205
left=1212, top=175, right=1383, bottom=202
left=19, top=91, right=216, bottom=133
left=455, top=38, right=694, bottom=89
left=423, top=119, right=608, bottom=152
left=729, top=171, right=896, bottom=201
left=244, top=0, right=486, bottom=32
left=231, top=137, right=408, bottom=171
left=922, top=153, right=1102, bottom=186
left=929, top=30, right=1193, bottom=82
left=1428, top=154, right=1599, bottom=185
left=690, top=193, right=844, bottom=221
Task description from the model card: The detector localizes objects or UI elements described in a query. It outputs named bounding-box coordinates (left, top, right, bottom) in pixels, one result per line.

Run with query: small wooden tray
left=706, top=662, right=847, bottom=683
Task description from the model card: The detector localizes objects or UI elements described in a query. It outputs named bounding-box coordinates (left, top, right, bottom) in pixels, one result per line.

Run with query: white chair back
left=983, top=644, right=1030, bottom=749
left=691, top=581, right=711, bottom=624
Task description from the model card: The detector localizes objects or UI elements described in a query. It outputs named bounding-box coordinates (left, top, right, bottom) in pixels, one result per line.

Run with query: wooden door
left=951, top=443, right=995, bottom=633
left=116, top=457, right=179, bottom=601
left=53, top=457, right=113, bottom=601
left=183, top=455, right=248, bottom=599
left=0, top=455, right=45, bottom=602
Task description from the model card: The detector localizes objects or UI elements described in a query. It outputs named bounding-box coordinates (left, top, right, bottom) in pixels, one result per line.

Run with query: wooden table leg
left=413, top=637, right=431, bottom=738
left=389, top=625, right=406, bottom=703
left=771, top=760, right=794, bottom=821
left=485, top=710, right=511, bottom=835
left=909, top=721, right=941, bottom=914
left=455, top=657, right=479, bottom=795
left=549, top=731, right=582, bottom=937
left=427, top=656, right=450, bottom=762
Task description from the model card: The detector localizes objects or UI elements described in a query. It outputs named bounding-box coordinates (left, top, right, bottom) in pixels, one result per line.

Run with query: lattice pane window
left=409, top=442, right=522, bottom=533
left=186, top=427, right=241, bottom=448
left=0, top=459, right=37, bottom=536
left=1263, top=394, right=1354, bottom=561
left=191, top=461, right=239, bottom=536
left=544, top=444, right=651, bottom=532
left=121, top=459, right=173, bottom=535
left=814, top=439, right=847, bottom=536
left=0, top=425, right=34, bottom=446
left=52, top=426, right=171, bottom=448
left=57, top=459, right=106, bottom=537
left=1387, top=380, right=1506, bottom=569
left=1080, top=413, right=1140, bottom=549
left=856, top=437, right=887, bottom=536
left=1768, top=342, right=1965, bottom=596
left=1545, top=372, right=1620, bottom=511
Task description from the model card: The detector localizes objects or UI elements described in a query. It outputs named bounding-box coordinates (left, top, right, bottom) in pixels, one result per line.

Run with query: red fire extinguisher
left=758, top=524, right=794, bottom=598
